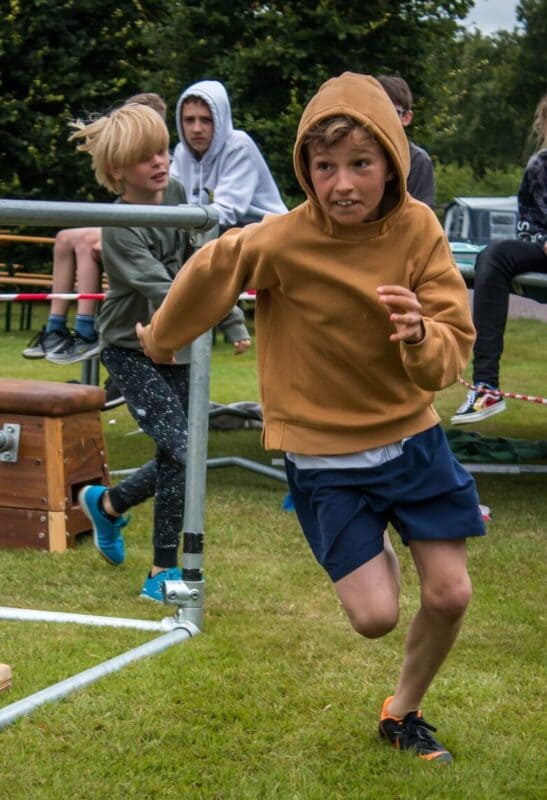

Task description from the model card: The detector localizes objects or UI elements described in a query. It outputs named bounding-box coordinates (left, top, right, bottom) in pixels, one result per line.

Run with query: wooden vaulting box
left=0, top=379, right=109, bottom=552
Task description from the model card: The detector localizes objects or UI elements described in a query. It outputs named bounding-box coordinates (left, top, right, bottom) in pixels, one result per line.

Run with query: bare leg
left=388, top=539, right=471, bottom=717
left=50, top=228, right=101, bottom=318
left=72, top=228, right=102, bottom=316
left=334, top=530, right=401, bottom=639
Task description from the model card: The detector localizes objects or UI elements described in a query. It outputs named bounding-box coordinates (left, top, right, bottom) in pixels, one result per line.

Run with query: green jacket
left=100, top=179, right=248, bottom=359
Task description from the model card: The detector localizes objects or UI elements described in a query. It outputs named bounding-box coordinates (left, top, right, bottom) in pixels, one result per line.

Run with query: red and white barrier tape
left=458, top=377, right=547, bottom=405
left=0, top=291, right=257, bottom=302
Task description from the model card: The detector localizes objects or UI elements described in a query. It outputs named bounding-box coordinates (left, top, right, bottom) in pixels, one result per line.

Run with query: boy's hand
left=232, top=338, right=251, bottom=355
left=136, top=321, right=176, bottom=364
left=376, top=285, right=425, bottom=344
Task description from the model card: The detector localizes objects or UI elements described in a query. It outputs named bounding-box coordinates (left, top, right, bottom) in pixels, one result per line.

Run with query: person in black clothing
left=452, top=93, right=547, bottom=424
left=376, top=75, right=435, bottom=208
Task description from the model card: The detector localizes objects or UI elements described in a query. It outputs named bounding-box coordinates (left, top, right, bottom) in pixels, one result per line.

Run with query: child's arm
left=217, top=305, right=252, bottom=355
left=138, top=228, right=260, bottom=362
left=376, top=263, right=475, bottom=392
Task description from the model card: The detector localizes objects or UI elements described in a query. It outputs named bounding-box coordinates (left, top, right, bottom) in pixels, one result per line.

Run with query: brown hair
left=376, top=75, right=413, bottom=112
left=302, top=115, right=377, bottom=152
left=125, top=92, right=167, bottom=121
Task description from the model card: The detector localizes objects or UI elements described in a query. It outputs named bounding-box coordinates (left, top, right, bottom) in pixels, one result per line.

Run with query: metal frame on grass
left=0, top=199, right=216, bottom=730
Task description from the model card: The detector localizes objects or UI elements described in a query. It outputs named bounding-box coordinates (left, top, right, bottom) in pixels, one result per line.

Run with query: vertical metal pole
left=180, top=226, right=217, bottom=630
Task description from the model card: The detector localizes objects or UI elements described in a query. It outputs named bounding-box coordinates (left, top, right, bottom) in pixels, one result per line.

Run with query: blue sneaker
left=140, top=567, right=183, bottom=603
left=78, top=485, right=127, bottom=565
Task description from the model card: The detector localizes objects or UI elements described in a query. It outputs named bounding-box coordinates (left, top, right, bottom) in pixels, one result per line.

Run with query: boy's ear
left=109, top=164, right=123, bottom=181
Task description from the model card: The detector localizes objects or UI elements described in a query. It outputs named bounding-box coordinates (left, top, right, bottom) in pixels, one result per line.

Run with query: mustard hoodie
left=144, top=73, right=475, bottom=455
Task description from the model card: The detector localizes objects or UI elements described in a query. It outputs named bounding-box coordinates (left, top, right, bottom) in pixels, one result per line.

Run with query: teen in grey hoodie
left=170, top=80, right=287, bottom=231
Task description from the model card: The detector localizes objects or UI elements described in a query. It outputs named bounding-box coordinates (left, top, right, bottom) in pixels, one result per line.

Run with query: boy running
left=138, top=73, right=485, bottom=760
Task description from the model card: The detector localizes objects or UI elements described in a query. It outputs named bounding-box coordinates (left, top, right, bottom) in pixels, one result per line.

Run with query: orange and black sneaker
left=379, top=696, right=453, bottom=763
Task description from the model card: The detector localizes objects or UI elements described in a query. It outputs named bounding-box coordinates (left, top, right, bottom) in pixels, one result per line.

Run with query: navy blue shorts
left=285, top=425, right=486, bottom=582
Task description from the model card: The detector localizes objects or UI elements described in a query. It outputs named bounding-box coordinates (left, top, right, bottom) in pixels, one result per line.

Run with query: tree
left=0, top=0, right=170, bottom=201
left=159, top=0, right=474, bottom=203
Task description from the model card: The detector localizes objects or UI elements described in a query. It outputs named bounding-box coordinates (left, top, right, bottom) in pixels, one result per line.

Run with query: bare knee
left=74, top=229, right=101, bottom=259
left=54, top=228, right=76, bottom=254
left=421, top=575, right=472, bottom=622
left=346, top=605, right=399, bottom=639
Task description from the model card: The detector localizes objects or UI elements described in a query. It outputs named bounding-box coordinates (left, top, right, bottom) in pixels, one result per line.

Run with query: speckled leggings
left=101, top=345, right=189, bottom=568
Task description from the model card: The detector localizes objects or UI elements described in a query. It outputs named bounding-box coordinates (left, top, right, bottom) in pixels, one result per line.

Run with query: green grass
left=0, top=306, right=546, bottom=799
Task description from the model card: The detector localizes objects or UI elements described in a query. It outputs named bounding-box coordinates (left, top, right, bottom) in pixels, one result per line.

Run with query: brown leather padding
left=0, top=379, right=105, bottom=416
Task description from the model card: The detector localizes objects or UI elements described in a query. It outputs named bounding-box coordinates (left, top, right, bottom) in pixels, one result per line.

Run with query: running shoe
left=140, top=567, right=183, bottom=603
left=451, top=383, right=506, bottom=425
left=379, top=696, right=453, bottom=762
left=22, top=326, right=71, bottom=359
left=46, top=331, right=100, bottom=364
left=78, top=485, right=127, bottom=565
left=102, top=376, right=126, bottom=410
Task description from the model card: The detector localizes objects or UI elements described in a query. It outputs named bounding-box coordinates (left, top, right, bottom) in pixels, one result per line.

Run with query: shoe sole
left=379, top=721, right=453, bottom=762
left=103, top=396, right=126, bottom=410
left=46, top=345, right=101, bottom=365
left=22, top=340, right=68, bottom=359
left=78, top=488, right=122, bottom=566
left=139, top=592, right=163, bottom=603
left=450, top=400, right=506, bottom=425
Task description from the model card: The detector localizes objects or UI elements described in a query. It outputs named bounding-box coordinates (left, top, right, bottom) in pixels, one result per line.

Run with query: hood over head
left=293, top=72, right=410, bottom=229
left=175, top=80, right=234, bottom=166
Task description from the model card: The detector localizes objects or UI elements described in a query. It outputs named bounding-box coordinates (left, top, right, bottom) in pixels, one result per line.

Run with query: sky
left=463, top=0, right=521, bottom=35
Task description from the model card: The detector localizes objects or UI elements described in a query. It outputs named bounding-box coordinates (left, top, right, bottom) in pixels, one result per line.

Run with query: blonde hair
left=532, top=93, right=547, bottom=149
left=69, top=104, right=169, bottom=194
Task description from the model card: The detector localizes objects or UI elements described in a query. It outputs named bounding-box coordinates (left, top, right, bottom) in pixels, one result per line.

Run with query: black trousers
left=472, top=239, right=547, bottom=386
left=101, top=345, right=189, bottom=569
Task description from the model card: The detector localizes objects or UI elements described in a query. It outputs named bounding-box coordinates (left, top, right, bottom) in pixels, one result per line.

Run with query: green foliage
left=426, top=0, right=547, bottom=175
left=434, top=162, right=523, bottom=207
left=159, top=0, right=474, bottom=202
left=0, top=0, right=543, bottom=207
left=0, top=0, right=170, bottom=201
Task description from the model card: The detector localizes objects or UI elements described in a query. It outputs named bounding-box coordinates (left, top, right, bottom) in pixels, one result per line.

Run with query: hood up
left=174, top=79, right=234, bottom=169
left=293, top=72, right=410, bottom=233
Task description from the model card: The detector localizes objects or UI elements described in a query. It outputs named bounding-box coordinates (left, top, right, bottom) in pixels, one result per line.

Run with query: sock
left=46, top=314, right=67, bottom=334
left=75, top=314, right=97, bottom=341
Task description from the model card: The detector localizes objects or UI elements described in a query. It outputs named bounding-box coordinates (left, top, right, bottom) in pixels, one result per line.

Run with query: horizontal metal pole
left=0, top=199, right=219, bottom=230
left=462, top=463, right=547, bottom=473
left=0, top=626, right=198, bottom=731
left=111, top=457, right=288, bottom=483
left=206, top=456, right=288, bottom=482
left=0, top=606, right=174, bottom=632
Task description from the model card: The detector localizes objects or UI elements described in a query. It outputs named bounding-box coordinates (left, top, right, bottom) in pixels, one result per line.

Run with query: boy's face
left=181, top=100, right=214, bottom=156
left=309, top=130, right=393, bottom=226
left=110, top=150, right=170, bottom=203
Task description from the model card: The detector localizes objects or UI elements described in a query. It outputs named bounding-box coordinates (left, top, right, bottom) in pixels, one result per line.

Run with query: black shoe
left=103, top=377, right=126, bottom=410
left=22, top=326, right=71, bottom=359
left=379, top=696, right=453, bottom=762
left=46, top=331, right=100, bottom=364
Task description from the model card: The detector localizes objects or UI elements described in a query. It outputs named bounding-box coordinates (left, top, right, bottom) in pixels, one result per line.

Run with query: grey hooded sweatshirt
left=170, top=80, right=287, bottom=229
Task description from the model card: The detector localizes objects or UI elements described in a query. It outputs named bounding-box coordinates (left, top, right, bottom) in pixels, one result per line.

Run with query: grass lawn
left=0, top=305, right=545, bottom=799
